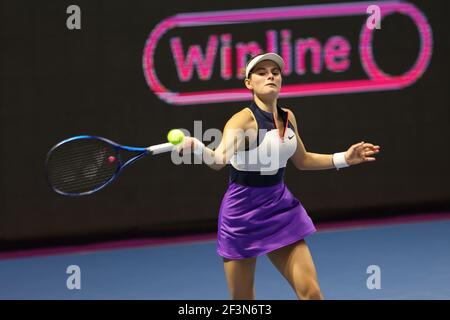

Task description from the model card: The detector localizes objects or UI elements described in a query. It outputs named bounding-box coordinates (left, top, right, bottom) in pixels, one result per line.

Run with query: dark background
left=1, top=0, right=449, bottom=250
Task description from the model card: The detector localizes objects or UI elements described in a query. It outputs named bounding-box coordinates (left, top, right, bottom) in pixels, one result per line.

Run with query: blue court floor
left=1, top=218, right=449, bottom=299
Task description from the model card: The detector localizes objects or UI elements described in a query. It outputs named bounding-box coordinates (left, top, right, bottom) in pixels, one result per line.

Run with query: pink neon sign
left=143, top=1, right=433, bottom=105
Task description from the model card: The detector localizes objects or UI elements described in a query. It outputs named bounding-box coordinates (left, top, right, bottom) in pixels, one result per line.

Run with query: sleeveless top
left=228, top=102, right=297, bottom=187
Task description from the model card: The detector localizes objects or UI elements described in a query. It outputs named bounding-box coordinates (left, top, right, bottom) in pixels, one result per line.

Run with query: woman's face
left=245, top=60, right=282, bottom=99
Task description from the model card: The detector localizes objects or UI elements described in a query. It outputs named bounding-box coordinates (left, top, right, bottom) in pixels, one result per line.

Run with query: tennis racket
left=45, top=135, right=175, bottom=196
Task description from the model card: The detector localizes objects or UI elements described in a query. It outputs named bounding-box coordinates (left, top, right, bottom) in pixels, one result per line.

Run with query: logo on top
left=143, top=1, right=433, bottom=105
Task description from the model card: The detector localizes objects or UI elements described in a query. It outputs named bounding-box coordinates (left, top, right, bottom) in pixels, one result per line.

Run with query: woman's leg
left=267, top=239, right=323, bottom=300
left=223, top=257, right=257, bottom=300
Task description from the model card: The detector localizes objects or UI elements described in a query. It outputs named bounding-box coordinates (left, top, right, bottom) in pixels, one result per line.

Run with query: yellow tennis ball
left=167, top=129, right=185, bottom=145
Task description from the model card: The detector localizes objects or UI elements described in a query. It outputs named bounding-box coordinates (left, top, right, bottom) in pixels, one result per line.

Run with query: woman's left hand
left=345, top=141, right=381, bottom=166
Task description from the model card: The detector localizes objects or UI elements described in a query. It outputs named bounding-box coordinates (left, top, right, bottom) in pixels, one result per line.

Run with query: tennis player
left=176, top=53, right=381, bottom=300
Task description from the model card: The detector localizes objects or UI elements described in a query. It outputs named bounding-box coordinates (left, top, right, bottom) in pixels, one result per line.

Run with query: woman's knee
left=296, top=281, right=323, bottom=300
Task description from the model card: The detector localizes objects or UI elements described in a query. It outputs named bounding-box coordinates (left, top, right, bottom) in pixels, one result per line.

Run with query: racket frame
left=45, top=135, right=174, bottom=197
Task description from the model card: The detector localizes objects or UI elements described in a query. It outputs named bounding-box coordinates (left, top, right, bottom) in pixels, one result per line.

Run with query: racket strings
left=47, top=139, right=119, bottom=194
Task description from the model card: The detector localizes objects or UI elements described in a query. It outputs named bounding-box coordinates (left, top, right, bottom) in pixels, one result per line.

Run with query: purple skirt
left=217, top=181, right=316, bottom=259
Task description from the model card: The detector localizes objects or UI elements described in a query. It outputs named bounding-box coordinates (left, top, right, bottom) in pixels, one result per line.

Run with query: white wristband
left=333, top=152, right=349, bottom=170
left=193, top=139, right=205, bottom=155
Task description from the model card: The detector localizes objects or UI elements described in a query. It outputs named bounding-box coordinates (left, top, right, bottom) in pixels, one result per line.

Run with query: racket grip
left=147, top=142, right=174, bottom=155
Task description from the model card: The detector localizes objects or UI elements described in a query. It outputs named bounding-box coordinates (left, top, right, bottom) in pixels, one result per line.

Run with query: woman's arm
left=285, top=109, right=380, bottom=170
left=176, top=109, right=256, bottom=171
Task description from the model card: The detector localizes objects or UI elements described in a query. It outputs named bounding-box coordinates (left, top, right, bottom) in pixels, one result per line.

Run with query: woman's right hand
left=175, top=136, right=203, bottom=156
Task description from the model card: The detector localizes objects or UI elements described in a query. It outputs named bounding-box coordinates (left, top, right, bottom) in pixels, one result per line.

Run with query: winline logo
left=143, top=1, right=433, bottom=105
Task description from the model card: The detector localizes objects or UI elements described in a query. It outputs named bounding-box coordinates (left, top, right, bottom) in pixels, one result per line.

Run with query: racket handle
left=147, top=142, right=174, bottom=155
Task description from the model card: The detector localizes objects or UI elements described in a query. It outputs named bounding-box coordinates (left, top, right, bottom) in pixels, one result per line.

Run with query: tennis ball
left=167, top=129, right=185, bottom=145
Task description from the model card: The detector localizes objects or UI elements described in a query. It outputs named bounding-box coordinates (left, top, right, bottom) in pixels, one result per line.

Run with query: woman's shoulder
left=226, top=107, right=256, bottom=130
left=280, top=106, right=297, bottom=119
left=280, top=106, right=294, bottom=116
